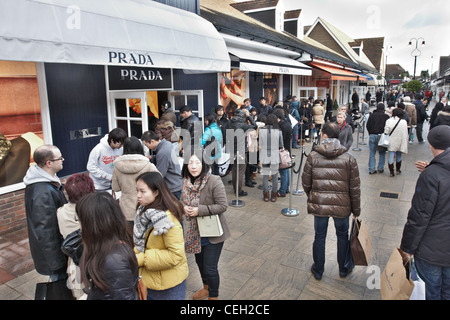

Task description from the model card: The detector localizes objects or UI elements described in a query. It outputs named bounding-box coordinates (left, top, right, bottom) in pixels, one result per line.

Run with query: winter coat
left=433, top=110, right=450, bottom=127
left=400, top=148, right=450, bottom=266
left=312, top=104, right=325, bottom=125
left=224, top=112, right=257, bottom=154
left=87, top=243, right=139, bottom=300
left=196, top=174, right=231, bottom=244
left=338, top=122, right=353, bottom=150
left=415, top=100, right=429, bottom=123
left=302, top=139, right=361, bottom=218
left=135, top=210, right=188, bottom=291
left=87, top=135, right=123, bottom=190
left=112, top=154, right=159, bottom=221
left=155, top=120, right=178, bottom=143
left=201, top=122, right=223, bottom=160
left=258, top=126, right=283, bottom=175
left=152, top=139, right=182, bottom=193
left=404, top=102, right=417, bottom=126
left=384, top=117, right=408, bottom=154
left=366, top=110, right=389, bottom=135
left=24, top=165, right=68, bottom=275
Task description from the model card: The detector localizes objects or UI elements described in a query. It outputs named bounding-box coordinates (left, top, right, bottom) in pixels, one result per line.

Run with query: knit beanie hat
left=427, top=125, right=450, bottom=150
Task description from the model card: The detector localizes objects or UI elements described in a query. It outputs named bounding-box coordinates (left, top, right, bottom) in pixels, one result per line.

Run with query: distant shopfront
left=0, top=0, right=230, bottom=234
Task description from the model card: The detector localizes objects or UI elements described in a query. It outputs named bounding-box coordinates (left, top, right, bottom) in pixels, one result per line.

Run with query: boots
left=263, top=191, right=269, bottom=202
left=193, top=285, right=209, bottom=300
left=271, top=191, right=277, bottom=202
left=396, top=161, right=402, bottom=174
left=388, top=163, right=395, bottom=177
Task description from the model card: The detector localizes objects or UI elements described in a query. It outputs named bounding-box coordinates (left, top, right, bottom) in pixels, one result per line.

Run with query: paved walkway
left=0, top=103, right=436, bottom=300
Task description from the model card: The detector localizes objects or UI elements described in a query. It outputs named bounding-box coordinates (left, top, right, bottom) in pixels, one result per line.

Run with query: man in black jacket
left=225, top=109, right=257, bottom=196
left=414, top=94, right=429, bottom=143
left=23, top=145, right=68, bottom=282
left=179, top=105, right=200, bottom=156
left=366, top=103, right=389, bottom=174
left=400, top=125, right=450, bottom=300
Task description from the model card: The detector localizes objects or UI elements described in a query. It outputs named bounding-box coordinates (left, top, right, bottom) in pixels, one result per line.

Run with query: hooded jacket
left=302, top=139, right=361, bottom=218
left=23, top=165, right=68, bottom=275
left=87, top=135, right=123, bottom=190
left=112, top=154, right=159, bottom=221
left=401, top=148, right=450, bottom=266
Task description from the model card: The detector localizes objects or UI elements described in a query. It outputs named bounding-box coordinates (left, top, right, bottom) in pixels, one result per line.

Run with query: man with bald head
left=23, top=145, right=68, bottom=283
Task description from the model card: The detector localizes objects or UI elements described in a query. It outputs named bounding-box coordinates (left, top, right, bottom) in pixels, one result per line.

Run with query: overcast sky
left=281, top=0, right=450, bottom=76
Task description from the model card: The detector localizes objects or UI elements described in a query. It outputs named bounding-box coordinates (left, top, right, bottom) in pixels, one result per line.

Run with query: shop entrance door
left=169, top=90, right=204, bottom=130
left=109, top=91, right=148, bottom=137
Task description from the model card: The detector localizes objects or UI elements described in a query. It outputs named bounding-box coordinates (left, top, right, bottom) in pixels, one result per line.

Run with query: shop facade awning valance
left=310, top=62, right=359, bottom=81
left=228, top=46, right=312, bottom=76
left=0, top=0, right=230, bottom=72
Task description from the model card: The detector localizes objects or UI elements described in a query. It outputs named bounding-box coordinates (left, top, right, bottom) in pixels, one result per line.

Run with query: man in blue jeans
left=302, top=122, right=361, bottom=280
left=366, top=103, right=389, bottom=174
left=401, top=125, right=450, bottom=299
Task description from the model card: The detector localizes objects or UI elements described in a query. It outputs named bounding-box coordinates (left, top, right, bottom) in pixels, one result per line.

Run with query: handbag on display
left=279, top=148, right=292, bottom=169
left=196, top=206, right=223, bottom=237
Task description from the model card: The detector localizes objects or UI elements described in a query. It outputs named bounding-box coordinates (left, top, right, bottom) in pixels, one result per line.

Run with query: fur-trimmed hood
left=113, top=154, right=153, bottom=174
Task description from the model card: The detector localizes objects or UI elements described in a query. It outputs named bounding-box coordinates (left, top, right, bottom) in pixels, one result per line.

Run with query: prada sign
left=108, top=66, right=172, bottom=90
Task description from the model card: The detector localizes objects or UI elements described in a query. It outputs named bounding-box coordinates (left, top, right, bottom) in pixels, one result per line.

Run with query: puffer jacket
left=312, top=104, right=325, bottom=124
left=87, top=243, right=139, bottom=300
left=135, top=210, right=188, bottom=291
left=400, top=148, right=450, bottom=266
left=302, top=139, right=361, bottom=218
left=112, top=154, right=159, bottom=221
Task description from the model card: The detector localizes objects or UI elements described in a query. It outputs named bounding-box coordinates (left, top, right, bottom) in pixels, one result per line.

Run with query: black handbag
left=35, top=279, right=75, bottom=300
left=61, top=229, right=83, bottom=266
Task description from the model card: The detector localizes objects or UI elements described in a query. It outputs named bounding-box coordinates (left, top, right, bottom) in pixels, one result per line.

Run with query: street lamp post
left=409, top=37, right=425, bottom=80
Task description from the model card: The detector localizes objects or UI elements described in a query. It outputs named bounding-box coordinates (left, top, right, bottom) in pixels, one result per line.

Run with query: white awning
left=227, top=46, right=312, bottom=76
left=0, top=0, right=230, bottom=72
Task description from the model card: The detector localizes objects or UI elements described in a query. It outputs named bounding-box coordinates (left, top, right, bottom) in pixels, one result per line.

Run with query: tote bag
left=380, top=248, right=415, bottom=300
left=197, top=206, right=223, bottom=237
left=350, top=218, right=372, bottom=266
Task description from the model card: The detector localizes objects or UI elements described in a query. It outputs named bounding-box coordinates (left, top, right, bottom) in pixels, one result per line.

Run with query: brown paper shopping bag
left=380, top=248, right=415, bottom=300
left=350, top=218, right=372, bottom=266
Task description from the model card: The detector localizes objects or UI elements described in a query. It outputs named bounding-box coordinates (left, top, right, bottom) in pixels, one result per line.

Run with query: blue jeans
left=278, top=168, right=290, bottom=195
left=195, top=241, right=224, bottom=298
left=388, top=151, right=402, bottom=165
left=311, top=216, right=350, bottom=277
left=414, top=257, right=450, bottom=300
left=292, top=124, right=299, bottom=148
left=368, top=134, right=386, bottom=172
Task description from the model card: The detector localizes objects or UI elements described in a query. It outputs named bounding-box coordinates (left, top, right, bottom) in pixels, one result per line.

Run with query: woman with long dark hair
left=181, top=151, right=230, bottom=300
left=134, top=171, right=188, bottom=300
left=76, top=192, right=138, bottom=300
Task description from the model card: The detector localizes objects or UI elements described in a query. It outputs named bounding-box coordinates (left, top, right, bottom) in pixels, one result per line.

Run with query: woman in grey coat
left=258, top=114, right=284, bottom=202
left=336, top=111, right=353, bottom=150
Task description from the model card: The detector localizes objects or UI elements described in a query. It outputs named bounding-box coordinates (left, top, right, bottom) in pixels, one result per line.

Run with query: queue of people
left=22, top=90, right=450, bottom=301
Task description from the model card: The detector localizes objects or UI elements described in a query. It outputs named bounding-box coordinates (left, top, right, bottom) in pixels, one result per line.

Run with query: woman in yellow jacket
left=134, top=171, right=188, bottom=300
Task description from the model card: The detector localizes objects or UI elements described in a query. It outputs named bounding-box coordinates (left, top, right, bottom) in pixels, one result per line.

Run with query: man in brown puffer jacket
left=302, top=121, right=361, bottom=280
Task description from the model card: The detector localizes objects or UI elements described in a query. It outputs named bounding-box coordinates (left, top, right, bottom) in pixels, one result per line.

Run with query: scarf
left=339, top=121, right=347, bottom=131
left=181, top=171, right=211, bottom=254
left=134, top=207, right=175, bottom=253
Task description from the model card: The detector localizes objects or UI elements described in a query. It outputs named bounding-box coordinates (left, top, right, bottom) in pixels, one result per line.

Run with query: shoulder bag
left=197, top=205, right=223, bottom=237
left=378, top=119, right=401, bottom=148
